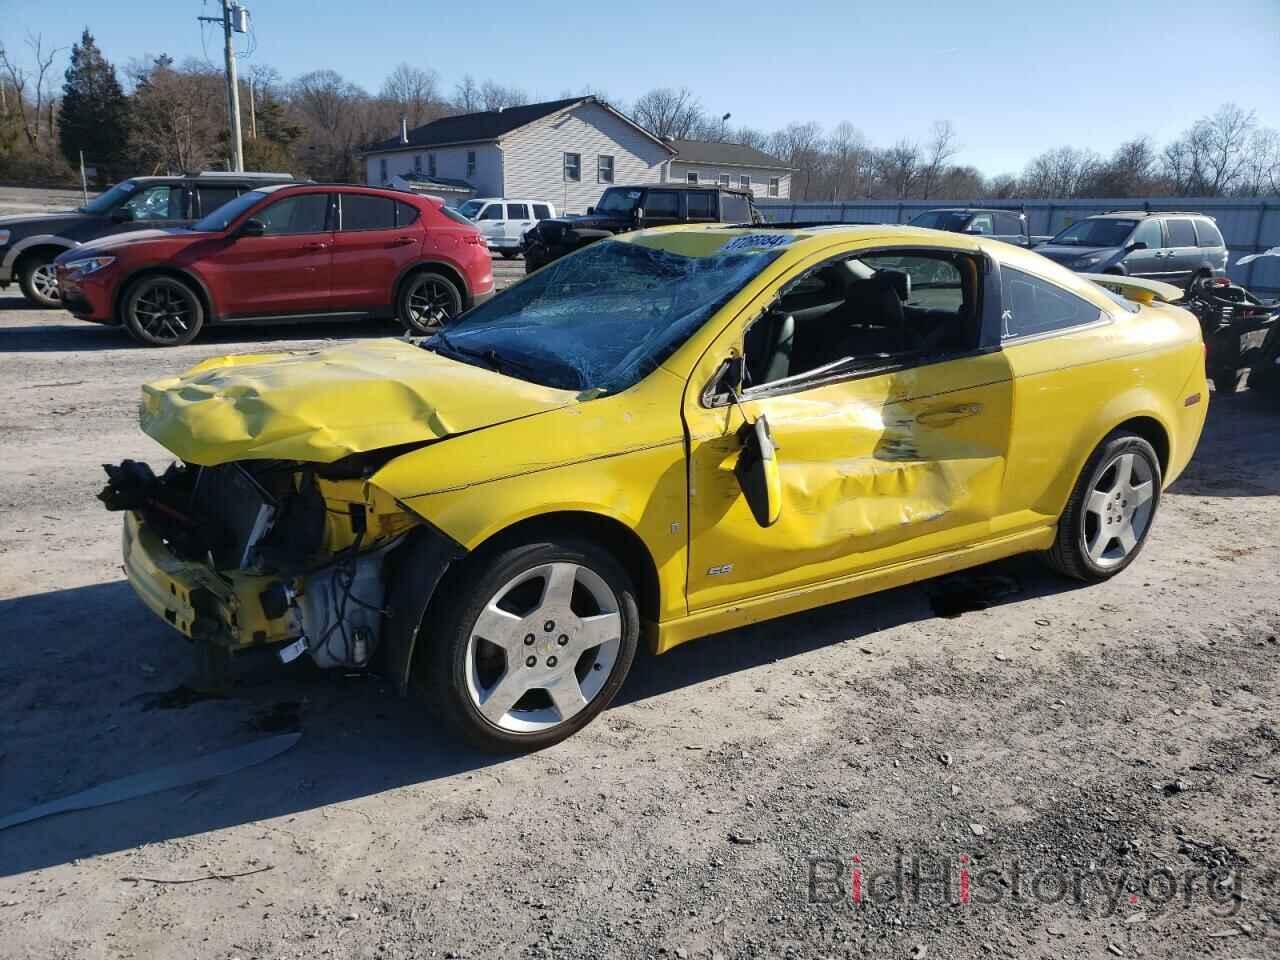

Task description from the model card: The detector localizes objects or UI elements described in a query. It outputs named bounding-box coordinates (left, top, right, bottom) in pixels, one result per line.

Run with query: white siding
left=365, top=144, right=503, bottom=195
left=667, top=160, right=791, bottom=199
left=500, top=102, right=671, bottom=214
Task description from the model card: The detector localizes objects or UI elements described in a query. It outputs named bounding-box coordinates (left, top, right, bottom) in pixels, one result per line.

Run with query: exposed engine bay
left=99, top=458, right=417, bottom=669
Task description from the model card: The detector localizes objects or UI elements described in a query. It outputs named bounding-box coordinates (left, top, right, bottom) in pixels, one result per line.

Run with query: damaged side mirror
left=735, top=414, right=782, bottom=528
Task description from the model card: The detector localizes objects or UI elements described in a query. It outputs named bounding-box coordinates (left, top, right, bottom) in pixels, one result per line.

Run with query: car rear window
left=439, top=205, right=474, bottom=227
left=1194, top=219, right=1224, bottom=248
left=532, top=204, right=551, bottom=220
left=396, top=201, right=420, bottom=226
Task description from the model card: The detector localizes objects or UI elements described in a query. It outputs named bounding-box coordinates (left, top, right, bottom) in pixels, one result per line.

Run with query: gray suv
left=1034, top=211, right=1228, bottom=289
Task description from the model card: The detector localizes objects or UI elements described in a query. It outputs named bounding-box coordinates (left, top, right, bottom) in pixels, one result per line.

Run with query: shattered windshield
left=428, top=237, right=784, bottom=393
left=79, top=180, right=139, bottom=214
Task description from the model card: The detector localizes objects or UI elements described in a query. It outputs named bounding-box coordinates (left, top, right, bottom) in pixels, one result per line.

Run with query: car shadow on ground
left=0, top=552, right=1075, bottom=876
left=1167, top=390, right=1280, bottom=497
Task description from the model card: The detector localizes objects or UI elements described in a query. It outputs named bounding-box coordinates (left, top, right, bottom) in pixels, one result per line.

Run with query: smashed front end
left=102, top=456, right=425, bottom=672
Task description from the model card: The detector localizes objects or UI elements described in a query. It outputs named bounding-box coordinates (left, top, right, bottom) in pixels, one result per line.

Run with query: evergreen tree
left=57, top=29, right=129, bottom=170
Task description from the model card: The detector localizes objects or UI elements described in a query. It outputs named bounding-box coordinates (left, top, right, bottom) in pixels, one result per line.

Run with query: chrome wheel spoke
left=545, top=671, right=588, bottom=721
left=574, top=611, right=622, bottom=653
left=472, top=603, right=526, bottom=652
left=1116, top=524, right=1138, bottom=555
left=1085, top=488, right=1110, bottom=516
left=478, top=670, right=529, bottom=723
left=1129, top=479, right=1154, bottom=507
left=539, top=562, right=578, bottom=611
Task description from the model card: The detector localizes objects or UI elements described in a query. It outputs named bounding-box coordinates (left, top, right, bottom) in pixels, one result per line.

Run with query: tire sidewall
left=427, top=538, right=640, bottom=752
left=397, top=270, right=462, bottom=335
left=122, top=276, right=204, bottom=347
left=19, top=254, right=60, bottom=308
left=1071, top=434, right=1163, bottom=578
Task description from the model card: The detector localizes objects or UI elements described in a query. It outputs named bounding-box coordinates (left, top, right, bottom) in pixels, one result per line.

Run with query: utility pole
left=199, top=1, right=249, bottom=171
left=248, top=75, right=257, bottom=139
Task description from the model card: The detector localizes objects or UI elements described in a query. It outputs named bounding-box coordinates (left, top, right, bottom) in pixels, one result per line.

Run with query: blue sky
left=4, top=0, right=1279, bottom=174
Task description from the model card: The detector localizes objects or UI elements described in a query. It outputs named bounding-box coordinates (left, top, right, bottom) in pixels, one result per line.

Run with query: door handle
left=303, top=241, right=330, bottom=251
left=391, top=236, right=415, bottom=246
left=916, top=403, right=982, bottom=426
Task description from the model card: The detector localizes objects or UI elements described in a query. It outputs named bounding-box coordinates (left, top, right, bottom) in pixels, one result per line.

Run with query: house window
left=466, top=150, right=477, bottom=177
left=718, top=174, right=730, bottom=187
left=739, top=175, right=751, bottom=189
left=564, top=152, right=581, bottom=182
left=413, top=154, right=422, bottom=174
left=768, top=177, right=780, bottom=197
left=379, top=157, right=388, bottom=183
left=597, top=154, right=614, bottom=183
left=686, top=171, right=699, bottom=184
left=428, top=153, right=437, bottom=178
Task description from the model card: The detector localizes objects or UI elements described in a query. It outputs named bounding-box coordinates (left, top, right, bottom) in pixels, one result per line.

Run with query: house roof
left=364, top=97, right=674, bottom=156
left=389, top=173, right=474, bottom=195
left=667, top=139, right=791, bottom=171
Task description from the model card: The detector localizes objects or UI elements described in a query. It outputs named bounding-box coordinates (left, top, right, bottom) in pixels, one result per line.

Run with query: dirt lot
left=1, top=276, right=1278, bottom=959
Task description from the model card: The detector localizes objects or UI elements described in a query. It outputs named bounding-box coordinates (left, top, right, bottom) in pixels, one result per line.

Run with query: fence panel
left=756, top=197, right=1280, bottom=295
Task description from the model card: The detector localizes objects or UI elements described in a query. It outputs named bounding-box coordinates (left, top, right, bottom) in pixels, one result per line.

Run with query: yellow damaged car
left=105, top=225, right=1208, bottom=750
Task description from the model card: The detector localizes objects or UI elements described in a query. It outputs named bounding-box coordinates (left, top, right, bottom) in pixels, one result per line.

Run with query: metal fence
left=756, top=197, right=1280, bottom=296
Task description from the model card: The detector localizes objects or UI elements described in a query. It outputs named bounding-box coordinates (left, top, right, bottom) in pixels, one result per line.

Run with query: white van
left=457, top=198, right=557, bottom=258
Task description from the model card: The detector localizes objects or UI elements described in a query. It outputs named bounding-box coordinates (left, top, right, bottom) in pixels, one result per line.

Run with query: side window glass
left=1131, top=219, right=1162, bottom=250
left=994, top=212, right=1023, bottom=235
left=1195, top=219, right=1224, bottom=248
left=967, top=214, right=993, bottom=234
left=531, top=203, right=551, bottom=220
left=643, top=191, right=679, bottom=217
left=256, top=194, right=330, bottom=235
left=123, top=185, right=182, bottom=221
left=507, top=203, right=530, bottom=220
left=340, top=194, right=396, bottom=231
left=1165, top=218, right=1197, bottom=247
left=686, top=192, right=715, bottom=218
left=1000, top=266, right=1101, bottom=339
left=395, top=201, right=420, bottom=226
left=197, top=187, right=238, bottom=217
left=479, top=204, right=504, bottom=221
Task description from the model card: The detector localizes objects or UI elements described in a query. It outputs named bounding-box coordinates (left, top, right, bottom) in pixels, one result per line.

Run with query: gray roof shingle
left=668, top=139, right=790, bottom=170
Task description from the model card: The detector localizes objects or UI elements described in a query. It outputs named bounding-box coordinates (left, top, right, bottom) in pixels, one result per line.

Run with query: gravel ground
left=0, top=252, right=1278, bottom=959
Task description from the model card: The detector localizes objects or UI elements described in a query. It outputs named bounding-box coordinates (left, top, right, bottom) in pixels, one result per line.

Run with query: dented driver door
left=683, top=350, right=1015, bottom=614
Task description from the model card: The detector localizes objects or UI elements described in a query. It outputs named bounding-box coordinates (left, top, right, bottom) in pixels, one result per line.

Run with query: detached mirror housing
left=734, top=415, right=782, bottom=528
left=239, top=218, right=267, bottom=238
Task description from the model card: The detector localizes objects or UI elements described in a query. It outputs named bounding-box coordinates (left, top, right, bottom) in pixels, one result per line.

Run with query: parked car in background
left=1034, top=211, right=1228, bottom=289
left=521, top=183, right=761, bottom=272
left=104, top=224, right=1207, bottom=750
left=55, top=183, right=492, bottom=346
left=908, top=207, right=1050, bottom=247
left=0, top=171, right=297, bottom=307
left=457, top=198, right=556, bottom=258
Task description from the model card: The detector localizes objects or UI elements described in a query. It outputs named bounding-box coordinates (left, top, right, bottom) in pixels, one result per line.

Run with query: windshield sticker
left=722, top=233, right=792, bottom=252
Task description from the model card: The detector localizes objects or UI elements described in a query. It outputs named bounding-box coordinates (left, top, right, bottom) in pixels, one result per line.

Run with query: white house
left=363, top=96, right=675, bottom=214
left=664, top=139, right=792, bottom=199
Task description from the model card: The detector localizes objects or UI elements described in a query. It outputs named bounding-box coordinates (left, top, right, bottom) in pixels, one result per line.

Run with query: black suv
left=1033, top=210, right=1228, bottom=289
left=0, top=170, right=296, bottom=306
left=521, top=183, right=762, bottom=272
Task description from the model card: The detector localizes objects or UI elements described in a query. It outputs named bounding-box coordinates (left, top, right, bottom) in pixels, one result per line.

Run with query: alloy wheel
left=464, top=562, right=623, bottom=733
left=406, top=278, right=456, bottom=331
left=132, top=283, right=195, bottom=344
left=30, top=263, right=60, bottom=303
left=1082, top=452, right=1156, bottom=569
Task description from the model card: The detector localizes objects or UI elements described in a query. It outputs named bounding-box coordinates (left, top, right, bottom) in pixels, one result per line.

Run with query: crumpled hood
left=140, top=338, right=579, bottom=466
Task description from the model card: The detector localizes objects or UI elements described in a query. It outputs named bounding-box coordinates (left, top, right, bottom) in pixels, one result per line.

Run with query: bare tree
left=876, top=138, right=921, bottom=199
left=825, top=121, right=871, bottom=199
left=479, top=79, right=527, bottom=112
left=1200, top=103, right=1255, bottom=195
left=917, top=120, right=958, bottom=199
left=1020, top=145, right=1100, bottom=198
left=453, top=74, right=481, bottom=113
left=0, top=33, right=62, bottom=149
left=127, top=56, right=224, bottom=172
left=1085, top=137, right=1158, bottom=196
left=631, top=87, right=703, bottom=140
left=290, top=69, right=371, bottom=180
left=380, top=63, right=444, bottom=127
left=1239, top=127, right=1280, bottom=197
left=769, top=122, right=824, bottom=199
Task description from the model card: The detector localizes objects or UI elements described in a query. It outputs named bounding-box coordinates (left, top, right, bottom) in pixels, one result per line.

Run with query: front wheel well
left=1112, top=415, right=1169, bottom=476
left=115, top=267, right=213, bottom=322
left=15, top=244, right=71, bottom=271
left=451, top=512, right=662, bottom=623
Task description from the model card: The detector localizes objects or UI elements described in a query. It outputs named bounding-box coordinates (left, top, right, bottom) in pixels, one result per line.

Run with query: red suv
left=54, top=184, right=494, bottom=346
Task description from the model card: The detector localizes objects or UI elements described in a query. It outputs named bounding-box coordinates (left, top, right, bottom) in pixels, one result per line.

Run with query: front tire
left=122, top=275, right=204, bottom=346
left=18, top=253, right=60, bottom=307
left=1044, top=432, right=1162, bottom=582
left=397, top=270, right=462, bottom=335
left=416, top=538, right=640, bottom=752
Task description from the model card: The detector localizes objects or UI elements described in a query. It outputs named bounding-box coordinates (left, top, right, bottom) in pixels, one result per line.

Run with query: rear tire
left=17, top=252, right=60, bottom=307
left=415, top=538, right=640, bottom=752
left=121, top=275, right=205, bottom=347
left=1044, top=432, right=1162, bottom=582
left=397, top=270, right=462, bottom=335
